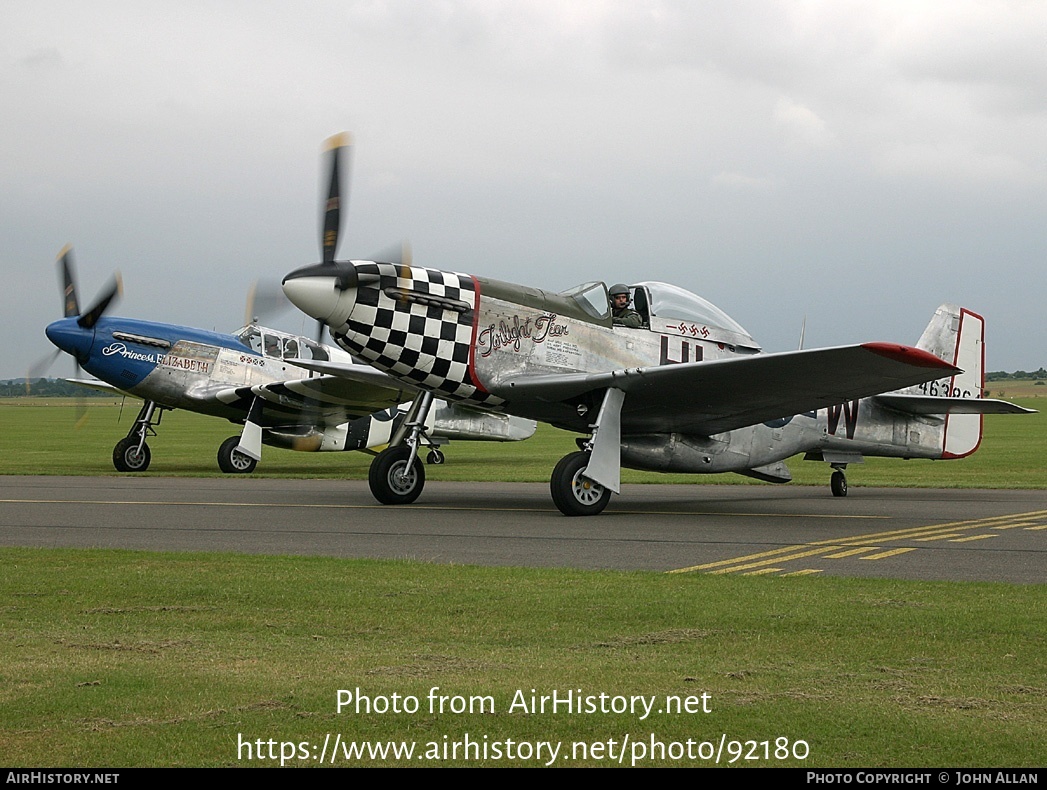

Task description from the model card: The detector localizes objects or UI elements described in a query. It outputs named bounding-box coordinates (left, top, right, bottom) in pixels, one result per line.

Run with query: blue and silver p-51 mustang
left=44, top=247, right=534, bottom=473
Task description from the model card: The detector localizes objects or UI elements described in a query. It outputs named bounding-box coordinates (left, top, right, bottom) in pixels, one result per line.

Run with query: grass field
left=2, top=549, right=1045, bottom=767
left=0, top=394, right=1044, bottom=488
left=1, top=393, right=1044, bottom=767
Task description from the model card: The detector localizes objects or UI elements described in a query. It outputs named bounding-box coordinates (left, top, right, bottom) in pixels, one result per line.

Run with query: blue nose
left=45, top=317, right=93, bottom=363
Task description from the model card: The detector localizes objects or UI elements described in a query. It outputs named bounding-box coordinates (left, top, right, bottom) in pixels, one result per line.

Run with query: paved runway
left=1, top=476, right=1043, bottom=583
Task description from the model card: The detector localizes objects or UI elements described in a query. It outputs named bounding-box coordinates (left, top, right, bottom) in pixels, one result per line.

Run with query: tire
left=426, top=449, right=445, bottom=465
left=550, top=451, right=611, bottom=517
left=830, top=470, right=848, bottom=498
left=113, top=438, right=151, bottom=472
left=369, top=446, right=426, bottom=505
left=218, top=436, right=258, bottom=474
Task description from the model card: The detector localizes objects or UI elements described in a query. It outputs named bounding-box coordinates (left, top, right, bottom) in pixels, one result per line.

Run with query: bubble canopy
left=635, top=281, right=759, bottom=350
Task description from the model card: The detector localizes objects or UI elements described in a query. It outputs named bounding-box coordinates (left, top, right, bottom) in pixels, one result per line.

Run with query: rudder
left=914, top=304, right=985, bottom=458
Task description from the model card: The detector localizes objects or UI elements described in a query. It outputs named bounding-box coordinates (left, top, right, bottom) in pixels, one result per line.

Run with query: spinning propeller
left=58, top=245, right=123, bottom=332
left=289, top=133, right=411, bottom=344
left=31, top=246, right=122, bottom=419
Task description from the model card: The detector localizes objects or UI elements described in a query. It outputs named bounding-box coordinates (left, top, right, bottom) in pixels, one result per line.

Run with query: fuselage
left=45, top=315, right=360, bottom=426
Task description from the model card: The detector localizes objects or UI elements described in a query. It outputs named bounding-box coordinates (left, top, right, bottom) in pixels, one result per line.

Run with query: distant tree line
left=986, top=368, right=1047, bottom=382
left=0, top=379, right=114, bottom=398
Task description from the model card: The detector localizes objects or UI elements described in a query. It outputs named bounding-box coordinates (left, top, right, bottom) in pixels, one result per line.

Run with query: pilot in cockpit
left=609, top=283, right=643, bottom=328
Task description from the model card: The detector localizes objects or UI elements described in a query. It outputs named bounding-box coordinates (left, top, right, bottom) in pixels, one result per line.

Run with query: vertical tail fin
left=914, top=304, right=986, bottom=458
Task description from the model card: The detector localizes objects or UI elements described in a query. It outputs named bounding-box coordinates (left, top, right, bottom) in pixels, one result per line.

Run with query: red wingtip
left=861, top=342, right=960, bottom=371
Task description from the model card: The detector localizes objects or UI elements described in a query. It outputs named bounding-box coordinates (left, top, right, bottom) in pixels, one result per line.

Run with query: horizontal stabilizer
left=875, top=394, right=1035, bottom=415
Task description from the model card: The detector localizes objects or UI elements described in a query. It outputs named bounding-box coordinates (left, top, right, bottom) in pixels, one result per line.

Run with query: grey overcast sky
left=3, top=0, right=1045, bottom=380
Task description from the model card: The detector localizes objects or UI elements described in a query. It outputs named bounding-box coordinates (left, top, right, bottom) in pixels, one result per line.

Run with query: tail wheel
left=426, top=449, right=445, bottom=465
left=113, top=438, right=151, bottom=472
left=830, top=470, right=848, bottom=497
left=369, top=446, right=426, bottom=505
left=550, top=451, right=611, bottom=517
left=218, top=436, right=258, bottom=474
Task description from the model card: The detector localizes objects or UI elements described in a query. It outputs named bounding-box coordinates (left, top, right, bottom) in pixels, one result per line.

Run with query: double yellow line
left=669, top=510, right=1047, bottom=576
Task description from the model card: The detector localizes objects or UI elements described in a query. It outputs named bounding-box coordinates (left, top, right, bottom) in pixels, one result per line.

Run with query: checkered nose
left=282, top=272, right=355, bottom=325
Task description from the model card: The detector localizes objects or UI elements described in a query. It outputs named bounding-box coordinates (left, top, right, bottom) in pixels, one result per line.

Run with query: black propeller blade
left=59, top=245, right=80, bottom=318
left=321, top=132, right=351, bottom=264
left=57, top=245, right=123, bottom=330
left=77, top=272, right=123, bottom=329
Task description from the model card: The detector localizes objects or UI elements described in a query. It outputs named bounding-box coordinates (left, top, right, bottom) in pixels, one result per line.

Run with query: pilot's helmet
left=609, top=283, right=631, bottom=298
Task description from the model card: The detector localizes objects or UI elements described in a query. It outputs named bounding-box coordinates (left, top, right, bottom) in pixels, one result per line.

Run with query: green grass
left=0, top=398, right=1044, bottom=488
left=2, top=549, right=1044, bottom=767
left=2, top=397, right=1043, bottom=767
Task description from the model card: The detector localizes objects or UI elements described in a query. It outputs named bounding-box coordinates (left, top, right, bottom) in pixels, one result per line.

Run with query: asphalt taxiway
left=1, top=476, right=1043, bottom=583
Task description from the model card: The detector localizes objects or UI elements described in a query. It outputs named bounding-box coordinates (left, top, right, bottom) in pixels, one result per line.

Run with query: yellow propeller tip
left=324, top=132, right=353, bottom=151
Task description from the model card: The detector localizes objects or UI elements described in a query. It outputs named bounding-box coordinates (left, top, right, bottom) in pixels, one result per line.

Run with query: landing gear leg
left=549, top=388, right=624, bottom=516
left=368, top=391, right=434, bottom=505
left=830, top=464, right=848, bottom=498
left=113, top=400, right=161, bottom=472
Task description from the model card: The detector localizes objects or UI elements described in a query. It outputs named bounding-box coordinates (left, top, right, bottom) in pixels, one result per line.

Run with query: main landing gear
left=368, top=392, right=433, bottom=505
left=113, top=400, right=161, bottom=472
left=830, top=464, right=848, bottom=497
left=549, top=388, right=624, bottom=517
left=218, top=436, right=258, bottom=474
left=550, top=451, right=611, bottom=517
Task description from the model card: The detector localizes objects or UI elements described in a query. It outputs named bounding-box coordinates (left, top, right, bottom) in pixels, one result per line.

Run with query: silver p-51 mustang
left=281, top=136, right=1032, bottom=515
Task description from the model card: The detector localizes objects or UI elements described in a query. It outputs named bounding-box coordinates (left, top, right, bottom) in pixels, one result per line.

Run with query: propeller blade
left=320, top=132, right=352, bottom=264
left=243, top=279, right=289, bottom=325
left=58, top=245, right=80, bottom=318
left=25, top=349, right=62, bottom=394
left=77, top=271, right=123, bottom=329
left=372, top=239, right=412, bottom=267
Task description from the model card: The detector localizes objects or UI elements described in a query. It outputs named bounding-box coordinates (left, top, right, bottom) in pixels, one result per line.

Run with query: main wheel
left=426, top=449, right=445, bottom=465
left=830, top=470, right=848, bottom=497
left=113, top=438, right=151, bottom=472
left=550, top=451, right=611, bottom=517
left=369, top=446, right=426, bottom=505
left=218, top=436, right=258, bottom=474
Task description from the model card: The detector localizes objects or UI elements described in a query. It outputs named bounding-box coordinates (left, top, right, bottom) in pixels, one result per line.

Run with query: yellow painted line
left=671, top=509, right=1047, bottom=573
left=991, top=522, right=1039, bottom=530
left=780, top=569, right=823, bottom=577
left=742, top=568, right=782, bottom=576
left=933, top=510, right=1047, bottom=529
left=823, top=547, right=880, bottom=559
left=671, top=545, right=844, bottom=573
left=1026, top=525, right=1047, bottom=531
left=949, top=534, right=997, bottom=543
left=707, top=546, right=844, bottom=575
left=860, top=547, right=918, bottom=561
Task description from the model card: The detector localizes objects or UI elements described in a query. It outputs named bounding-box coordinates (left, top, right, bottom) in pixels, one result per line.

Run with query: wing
left=64, top=378, right=132, bottom=397
left=204, top=373, right=415, bottom=425
left=496, top=342, right=960, bottom=435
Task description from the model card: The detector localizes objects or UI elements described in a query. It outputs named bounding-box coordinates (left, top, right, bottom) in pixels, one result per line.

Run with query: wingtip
left=861, top=342, right=960, bottom=371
